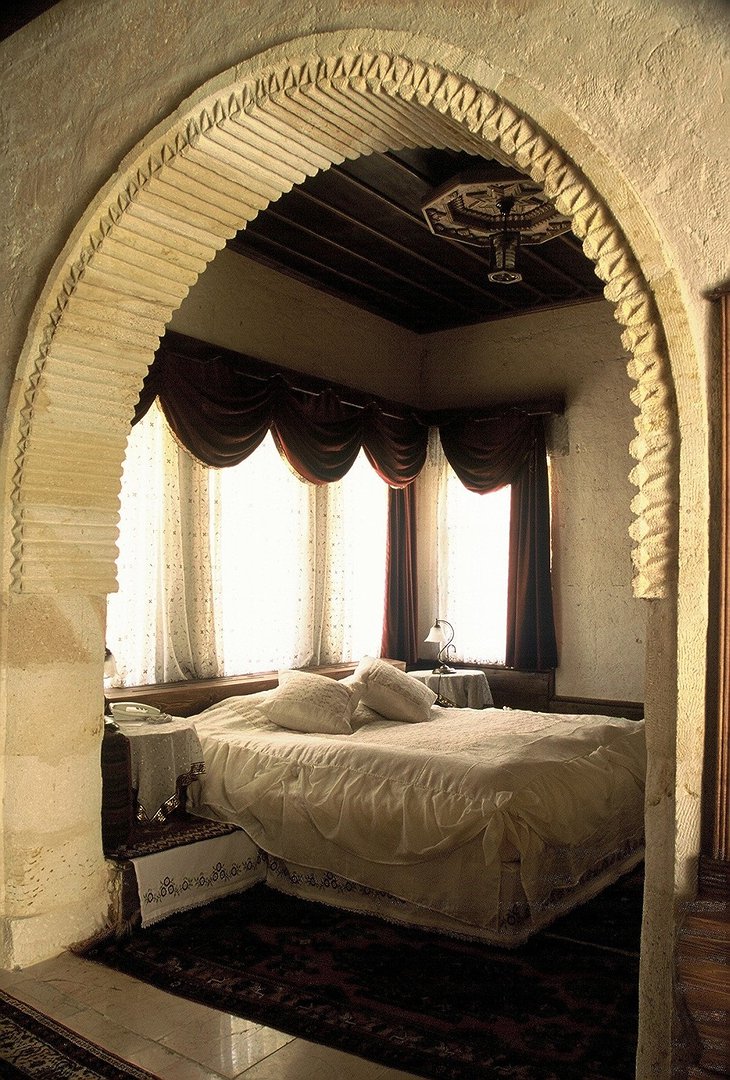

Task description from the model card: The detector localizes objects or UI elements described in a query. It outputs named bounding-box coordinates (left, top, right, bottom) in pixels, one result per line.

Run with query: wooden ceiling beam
left=228, top=144, right=604, bottom=332
left=256, top=204, right=491, bottom=316
left=327, top=161, right=567, bottom=304
left=290, top=176, right=535, bottom=310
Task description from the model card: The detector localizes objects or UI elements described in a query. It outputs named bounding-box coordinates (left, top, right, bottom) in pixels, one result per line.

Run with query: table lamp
left=425, top=618, right=456, bottom=674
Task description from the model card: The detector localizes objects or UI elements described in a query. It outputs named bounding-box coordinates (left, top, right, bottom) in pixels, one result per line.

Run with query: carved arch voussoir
left=9, top=48, right=675, bottom=600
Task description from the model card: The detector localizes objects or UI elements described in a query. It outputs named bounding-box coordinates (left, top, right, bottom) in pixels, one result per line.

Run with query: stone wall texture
left=1, top=3, right=727, bottom=1077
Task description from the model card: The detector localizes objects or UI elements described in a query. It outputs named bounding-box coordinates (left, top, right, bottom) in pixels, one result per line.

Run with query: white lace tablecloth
left=116, top=717, right=205, bottom=823
left=408, top=669, right=493, bottom=708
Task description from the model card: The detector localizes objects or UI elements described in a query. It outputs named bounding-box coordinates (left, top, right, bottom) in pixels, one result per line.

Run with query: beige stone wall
left=2, top=0, right=725, bottom=405
left=3, top=594, right=111, bottom=960
left=0, top=3, right=726, bottom=1076
left=170, top=247, right=421, bottom=400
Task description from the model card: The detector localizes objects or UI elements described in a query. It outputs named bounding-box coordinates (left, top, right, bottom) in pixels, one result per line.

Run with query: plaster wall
left=2, top=0, right=726, bottom=411
left=170, top=247, right=421, bottom=399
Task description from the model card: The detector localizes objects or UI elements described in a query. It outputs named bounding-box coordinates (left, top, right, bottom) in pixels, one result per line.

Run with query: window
left=108, top=406, right=515, bottom=685
left=210, top=434, right=388, bottom=674
left=107, top=403, right=388, bottom=685
left=436, top=464, right=510, bottom=664
left=418, top=432, right=510, bottom=666
left=209, top=430, right=316, bottom=674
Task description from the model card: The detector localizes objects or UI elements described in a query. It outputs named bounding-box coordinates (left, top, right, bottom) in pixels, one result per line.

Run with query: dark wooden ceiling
left=228, top=147, right=604, bottom=335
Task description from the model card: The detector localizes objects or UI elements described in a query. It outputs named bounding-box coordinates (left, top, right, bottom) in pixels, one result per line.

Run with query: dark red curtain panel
left=272, top=387, right=363, bottom=485
left=506, top=424, right=558, bottom=670
left=438, top=413, right=534, bottom=491
left=134, top=346, right=275, bottom=467
left=362, top=405, right=428, bottom=488
left=380, top=484, right=419, bottom=664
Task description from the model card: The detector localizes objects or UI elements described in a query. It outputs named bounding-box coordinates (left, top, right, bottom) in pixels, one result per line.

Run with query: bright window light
left=440, top=470, right=511, bottom=665
left=106, top=404, right=166, bottom=686
left=318, top=449, right=389, bottom=662
left=210, top=432, right=316, bottom=673
left=109, top=414, right=389, bottom=684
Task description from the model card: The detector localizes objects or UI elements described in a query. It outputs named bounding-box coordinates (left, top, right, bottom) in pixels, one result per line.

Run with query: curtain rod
left=423, top=399, right=564, bottom=423
left=161, top=339, right=425, bottom=422
left=177, top=353, right=563, bottom=423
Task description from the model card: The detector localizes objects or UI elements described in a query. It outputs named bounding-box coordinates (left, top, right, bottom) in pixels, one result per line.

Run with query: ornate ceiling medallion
left=421, top=165, right=573, bottom=284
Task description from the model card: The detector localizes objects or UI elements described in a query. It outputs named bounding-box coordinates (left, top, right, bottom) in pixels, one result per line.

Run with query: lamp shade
left=425, top=622, right=446, bottom=645
left=425, top=618, right=456, bottom=674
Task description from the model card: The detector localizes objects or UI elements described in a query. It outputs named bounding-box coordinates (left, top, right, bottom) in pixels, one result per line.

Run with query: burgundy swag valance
left=135, top=338, right=557, bottom=672
left=135, top=344, right=428, bottom=487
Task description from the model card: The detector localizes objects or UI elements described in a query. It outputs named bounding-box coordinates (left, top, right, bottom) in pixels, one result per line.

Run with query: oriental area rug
left=0, top=988, right=161, bottom=1079
left=81, top=868, right=644, bottom=1080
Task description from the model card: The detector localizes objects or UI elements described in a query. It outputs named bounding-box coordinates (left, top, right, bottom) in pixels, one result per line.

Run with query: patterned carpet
left=81, top=867, right=644, bottom=1080
left=0, top=988, right=161, bottom=1079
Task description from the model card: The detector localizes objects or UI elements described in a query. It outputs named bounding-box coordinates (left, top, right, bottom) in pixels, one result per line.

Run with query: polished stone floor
left=0, top=951, right=422, bottom=1079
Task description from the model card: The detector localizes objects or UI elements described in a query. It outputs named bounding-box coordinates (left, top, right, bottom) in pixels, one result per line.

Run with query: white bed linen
left=187, top=693, right=645, bottom=939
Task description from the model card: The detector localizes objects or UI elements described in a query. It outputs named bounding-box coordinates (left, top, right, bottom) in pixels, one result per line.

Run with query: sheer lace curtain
left=213, top=439, right=387, bottom=671
left=418, top=429, right=511, bottom=665
left=107, top=404, right=388, bottom=685
left=107, top=402, right=220, bottom=685
left=209, top=432, right=317, bottom=674
left=314, top=450, right=389, bottom=663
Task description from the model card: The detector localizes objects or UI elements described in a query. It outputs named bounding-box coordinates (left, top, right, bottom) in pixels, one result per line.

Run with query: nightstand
left=112, top=716, right=205, bottom=824
left=409, top=669, right=493, bottom=709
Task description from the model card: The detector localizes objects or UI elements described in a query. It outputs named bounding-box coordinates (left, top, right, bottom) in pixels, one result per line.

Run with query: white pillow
left=258, top=669, right=360, bottom=734
left=353, top=656, right=436, bottom=722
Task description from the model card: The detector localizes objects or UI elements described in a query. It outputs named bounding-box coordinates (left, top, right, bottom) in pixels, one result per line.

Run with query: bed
left=185, top=659, right=646, bottom=945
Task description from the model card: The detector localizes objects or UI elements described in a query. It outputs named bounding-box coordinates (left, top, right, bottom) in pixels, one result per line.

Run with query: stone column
left=1, top=591, right=110, bottom=968
left=676, top=289, right=730, bottom=1078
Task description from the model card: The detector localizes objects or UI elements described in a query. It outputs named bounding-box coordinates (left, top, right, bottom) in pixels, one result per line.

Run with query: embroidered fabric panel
left=130, top=830, right=265, bottom=926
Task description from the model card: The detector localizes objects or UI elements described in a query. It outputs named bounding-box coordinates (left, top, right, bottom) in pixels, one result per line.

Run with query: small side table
left=113, top=716, right=205, bottom=824
left=409, top=669, right=493, bottom=709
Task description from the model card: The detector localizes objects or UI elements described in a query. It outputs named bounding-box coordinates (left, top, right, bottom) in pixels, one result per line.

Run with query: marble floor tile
left=0, top=951, right=424, bottom=1079
left=160, top=1015, right=295, bottom=1077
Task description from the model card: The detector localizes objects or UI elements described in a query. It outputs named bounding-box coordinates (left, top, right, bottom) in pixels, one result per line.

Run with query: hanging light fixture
left=421, top=164, right=572, bottom=285
left=488, top=195, right=522, bottom=284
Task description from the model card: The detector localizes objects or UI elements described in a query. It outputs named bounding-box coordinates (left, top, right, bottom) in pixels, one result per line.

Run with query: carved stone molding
left=8, top=49, right=676, bottom=598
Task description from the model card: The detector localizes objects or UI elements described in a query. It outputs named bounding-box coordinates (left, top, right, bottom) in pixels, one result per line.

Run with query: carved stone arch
left=7, top=48, right=676, bottom=603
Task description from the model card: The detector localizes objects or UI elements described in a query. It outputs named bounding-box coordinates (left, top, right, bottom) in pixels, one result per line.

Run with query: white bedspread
left=187, top=694, right=645, bottom=933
